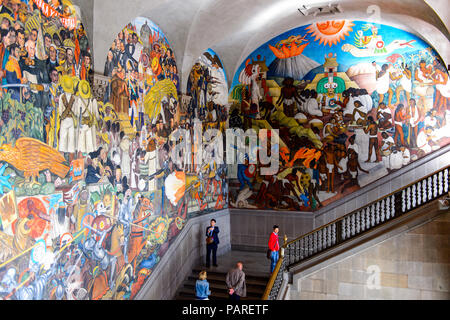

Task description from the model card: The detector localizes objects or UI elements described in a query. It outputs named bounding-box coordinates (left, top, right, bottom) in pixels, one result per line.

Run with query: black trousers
left=206, top=243, right=218, bottom=266
left=229, top=293, right=240, bottom=301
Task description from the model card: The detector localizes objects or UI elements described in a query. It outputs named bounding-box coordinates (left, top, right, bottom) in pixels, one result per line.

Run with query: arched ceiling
left=90, top=0, right=449, bottom=92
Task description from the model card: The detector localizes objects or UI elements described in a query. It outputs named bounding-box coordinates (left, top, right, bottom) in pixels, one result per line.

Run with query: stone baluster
left=299, top=238, right=304, bottom=260
left=385, top=197, right=391, bottom=220
left=317, top=229, right=322, bottom=252
left=380, top=199, right=385, bottom=223
left=313, top=232, right=318, bottom=254
left=351, top=213, right=356, bottom=237
left=391, top=195, right=396, bottom=217
left=346, top=216, right=351, bottom=239
left=375, top=201, right=380, bottom=225
left=433, top=174, right=438, bottom=198
left=356, top=211, right=361, bottom=234
left=417, top=181, right=422, bottom=206
left=402, top=189, right=406, bottom=213
left=371, top=204, right=376, bottom=227
left=412, top=184, right=417, bottom=209
left=331, top=223, right=336, bottom=246
left=366, top=206, right=371, bottom=229
left=342, top=217, right=348, bottom=240
left=407, top=187, right=412, bottom=211
left=428, top=176, right=433, bottom=201
left=444, top=168, right=449, bottom=193
left=360, top=208, right=366, bottom=231
left=422, top=180, right=427, bottom=204
left=328, top=225, right=332, bottom=247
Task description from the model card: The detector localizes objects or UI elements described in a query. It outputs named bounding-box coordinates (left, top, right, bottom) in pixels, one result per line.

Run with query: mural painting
left=185, top=48, right=229, bottom=212
left=0, top=4, right=447, bottom=300
left=0, top=8, right=229, bottom=300
left=228, top=20, right=450, bottom=211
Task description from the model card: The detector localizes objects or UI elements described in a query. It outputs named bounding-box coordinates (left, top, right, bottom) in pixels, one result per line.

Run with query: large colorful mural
left=228, top=20, right=450, bottom=211
left=1, top=6, right=449, bottom=300
left=184, top=49, right=229, bottom=211
left=0, top=8, right=229, bottom=300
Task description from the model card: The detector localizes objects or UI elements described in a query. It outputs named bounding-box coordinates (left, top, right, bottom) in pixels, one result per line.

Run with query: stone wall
left=287, top=211, right=450, bottom=300
left=135, top=209, right=231, bottom=300
left=231, top=209, right=314, bottom=252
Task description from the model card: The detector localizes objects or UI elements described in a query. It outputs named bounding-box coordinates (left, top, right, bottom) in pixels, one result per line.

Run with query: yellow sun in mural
left=306, top=20, right=355, bottom=47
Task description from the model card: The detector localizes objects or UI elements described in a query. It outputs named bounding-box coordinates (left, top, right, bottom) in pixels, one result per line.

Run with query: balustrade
left=263, top=166, right=450, bottom=300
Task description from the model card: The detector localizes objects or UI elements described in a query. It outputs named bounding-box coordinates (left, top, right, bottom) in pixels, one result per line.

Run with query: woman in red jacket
left=268, top=225, right=280, bottom=273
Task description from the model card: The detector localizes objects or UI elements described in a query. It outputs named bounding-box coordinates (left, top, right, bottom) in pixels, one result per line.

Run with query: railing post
left=281, top=234, right=288, bottom=257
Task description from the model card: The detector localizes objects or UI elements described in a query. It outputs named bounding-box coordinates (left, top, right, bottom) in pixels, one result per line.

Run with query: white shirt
left=381, top=136, right=394, bottom=152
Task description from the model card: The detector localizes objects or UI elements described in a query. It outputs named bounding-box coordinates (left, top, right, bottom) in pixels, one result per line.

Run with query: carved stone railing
left=263, top=165, right=450, bottom=300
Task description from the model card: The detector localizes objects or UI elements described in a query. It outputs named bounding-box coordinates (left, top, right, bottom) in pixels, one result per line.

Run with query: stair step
left=175, top=261, right=270, bottom=300
left=177, top=288, right=262, bottom=300
left=183, top=282, right=265, bottom=294
left=184, top=278, right=267, bottom=289
left=192, top=268, right=270, bottom=283
left=187, top=275, right=268, bottom=287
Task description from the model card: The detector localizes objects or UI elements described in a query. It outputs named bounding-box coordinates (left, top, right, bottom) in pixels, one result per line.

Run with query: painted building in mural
left=228, top=20, right=450, bottom=211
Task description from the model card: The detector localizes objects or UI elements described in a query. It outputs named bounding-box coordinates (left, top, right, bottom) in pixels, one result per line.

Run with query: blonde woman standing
left=195, top=271, right=211, bottom=300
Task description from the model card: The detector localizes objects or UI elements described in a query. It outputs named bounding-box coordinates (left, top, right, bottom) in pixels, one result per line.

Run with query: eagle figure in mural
left=341, top=23, right=415, bottom=57
left=342, top=39, right=415, bottom=57
left=0, top=137, right=70, bottom=186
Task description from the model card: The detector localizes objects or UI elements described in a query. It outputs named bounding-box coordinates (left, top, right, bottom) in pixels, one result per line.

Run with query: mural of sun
left=306, top=20, right=355, bottom=47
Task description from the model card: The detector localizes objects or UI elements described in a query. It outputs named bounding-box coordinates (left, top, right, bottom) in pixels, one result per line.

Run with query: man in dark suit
left=205, top=219, right=220, bottom=268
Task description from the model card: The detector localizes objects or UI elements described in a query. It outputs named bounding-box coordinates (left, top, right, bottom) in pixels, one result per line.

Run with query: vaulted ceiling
left=73, top=0, right=449, bottom=91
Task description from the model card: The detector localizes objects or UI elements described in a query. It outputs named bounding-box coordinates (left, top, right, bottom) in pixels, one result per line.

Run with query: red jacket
left=268, top=232, right=279, bottom=252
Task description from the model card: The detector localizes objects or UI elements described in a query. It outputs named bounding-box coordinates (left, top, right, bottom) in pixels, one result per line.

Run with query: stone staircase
left=174, top=267, right=269, bottom=300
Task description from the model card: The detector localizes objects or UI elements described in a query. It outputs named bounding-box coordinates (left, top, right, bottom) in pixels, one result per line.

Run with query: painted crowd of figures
left=228, top=21, right=450, bottom=211
left=0, top=13, right=449, bottom=301
left=0, top=10, right=228, bottom=300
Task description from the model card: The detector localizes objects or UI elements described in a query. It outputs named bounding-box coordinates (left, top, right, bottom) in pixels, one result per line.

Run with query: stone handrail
left=263, top=165, right=450, bottom=300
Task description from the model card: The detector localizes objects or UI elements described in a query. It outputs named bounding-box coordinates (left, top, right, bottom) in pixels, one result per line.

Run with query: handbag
left=206, top=236, right=214, bottom=245
left=266, top=249, right=272, bottom=259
